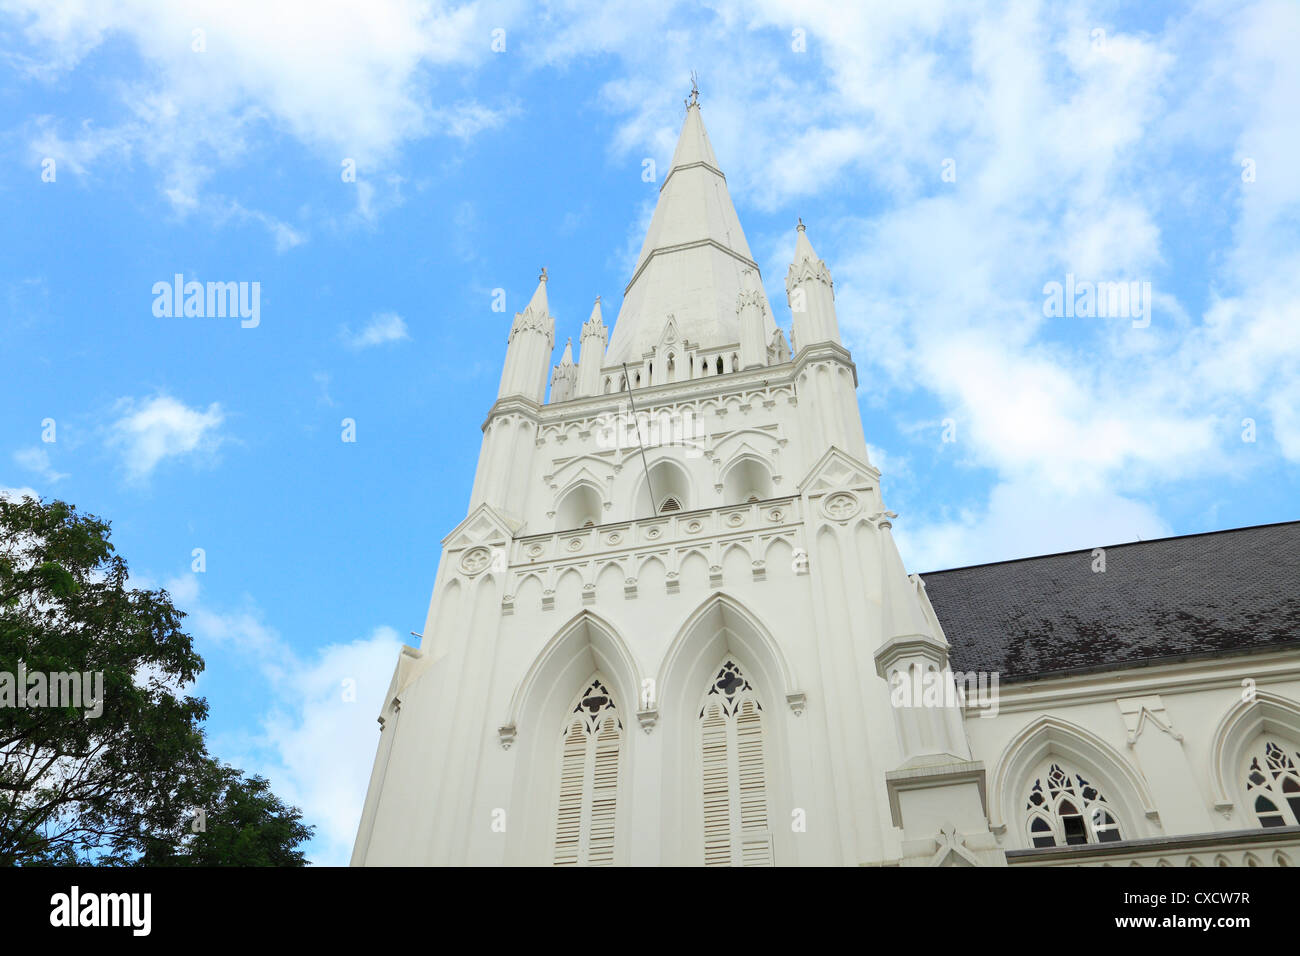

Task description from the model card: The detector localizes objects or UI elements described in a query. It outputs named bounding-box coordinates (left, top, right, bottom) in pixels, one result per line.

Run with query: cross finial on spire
left=797, top=217, right=805, bottom=232
left=688, top=71, right=699, bottom=108
left=539, top=266, right=547, bottom=283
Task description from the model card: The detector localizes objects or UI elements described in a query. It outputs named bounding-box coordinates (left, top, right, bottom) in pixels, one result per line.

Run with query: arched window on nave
left=699, top=659, right=773, bottom=866
left=1024, top=761, right=1122, bottom=848
left=553, top=677, right=621, bottom=866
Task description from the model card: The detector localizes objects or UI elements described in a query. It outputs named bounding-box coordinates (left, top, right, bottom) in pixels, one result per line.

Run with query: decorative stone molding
left=498, top=724, right=517, bottom=750
left=1117, top=695, right=1184, bottom=746
left=786, top=691, right=807, bottom=716
left=636, top=709, right=659, bottom=733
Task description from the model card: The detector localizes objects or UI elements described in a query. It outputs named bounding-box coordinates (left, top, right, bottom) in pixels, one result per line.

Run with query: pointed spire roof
left=787, top=219, right=833, bottom=294
left=508, top=267, right=554, bottom=347
left=559, top=338, right=573, bottom=364
left=526, top=267, right=549, bottom=314
left=793, top=218, right=817, bottom=263
left=606, top=96, right=774, bottom=364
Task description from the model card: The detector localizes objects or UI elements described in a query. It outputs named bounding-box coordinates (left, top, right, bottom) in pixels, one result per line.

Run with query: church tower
left=352, top=91, right=1004, bottom=867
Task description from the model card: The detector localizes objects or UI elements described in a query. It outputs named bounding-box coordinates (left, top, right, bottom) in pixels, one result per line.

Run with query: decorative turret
left=737, top=268, right=768, bottom=369
left=576, top=297, right=607, bottom=397
left=550, top=339, right=577, bottom=403
left=498, top=268, right=555, bottom=403
left=768, top=327, right=792, bottom=364
left=785, top=219, right=840, bottom=350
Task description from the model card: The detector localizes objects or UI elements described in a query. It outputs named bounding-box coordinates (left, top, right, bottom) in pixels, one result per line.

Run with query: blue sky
left=2, top=0, right=1297, bottom=864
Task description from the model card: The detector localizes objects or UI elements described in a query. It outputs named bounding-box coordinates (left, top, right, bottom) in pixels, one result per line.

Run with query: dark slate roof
left=922, top=521, right=1300, bottom=683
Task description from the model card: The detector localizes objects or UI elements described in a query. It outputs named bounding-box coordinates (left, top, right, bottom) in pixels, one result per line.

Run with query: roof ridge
left=919, top=518, right=1300, bottom=577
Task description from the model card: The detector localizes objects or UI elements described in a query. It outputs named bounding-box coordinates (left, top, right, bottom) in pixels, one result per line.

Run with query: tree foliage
left=0, top=495, right=312, bottom=865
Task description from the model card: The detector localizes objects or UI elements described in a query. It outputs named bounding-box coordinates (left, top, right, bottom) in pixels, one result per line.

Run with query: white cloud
left=0, top=485, right=41, bottom=503
left=341, top=311, right=410, bottom=349
left=107, top=394, right=225, bottom=482
left=6, top=0, right=508, bottom=235
left=166, top=574, right=402, bottom=866
left=492, top=0, right=1299, bottom=568
left=13, top=446, right=67, bottom=483
left=895, top=480, right=1172, bottom=572
left=254, top=628, right=403, bottom=865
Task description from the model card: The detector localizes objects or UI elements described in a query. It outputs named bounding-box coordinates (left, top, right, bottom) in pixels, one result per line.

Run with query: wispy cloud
left=13, top=446, right=67, bottom=484
left=341, top=311, right=410, bottom=349
left=106, top=394, right=225, bottom=482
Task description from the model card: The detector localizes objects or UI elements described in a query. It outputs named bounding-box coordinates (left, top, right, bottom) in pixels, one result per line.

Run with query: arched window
left=659, top=496, right=681, bottom=513
left=554, top=677, right=622, bottom=866
left=556, top=484, right=602, bottom=531
left=699, top=659, right=772, bottom=866
left=722, top=457, right=774, bottom=505
left=1244, top=738, right=1300, bottom=828
left=1024, top=762, right=1122, bottom=848
left=715, top=356, right=724, bottom=375
left=730, top=352, right=739, bottom=372
left=604, top=377, right=611, bottom=394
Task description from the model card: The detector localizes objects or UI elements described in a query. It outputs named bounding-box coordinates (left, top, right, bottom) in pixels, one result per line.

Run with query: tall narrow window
left=554, top=677, right=621, bottom=866
left=1024, top=762, right=1122, bottom=848
left=1244, top=738, right=1300, bottom=828
left=699, top=659, right=773, bottom=866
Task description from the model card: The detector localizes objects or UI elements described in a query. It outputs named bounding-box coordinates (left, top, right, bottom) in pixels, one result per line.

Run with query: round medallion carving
left=823, top=492, right=860, bottom=521
left=460, top=547, right=492, bottom=575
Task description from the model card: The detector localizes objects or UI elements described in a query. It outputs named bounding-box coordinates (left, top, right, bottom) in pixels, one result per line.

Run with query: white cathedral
left=352, top=94, right=1300, bottom=867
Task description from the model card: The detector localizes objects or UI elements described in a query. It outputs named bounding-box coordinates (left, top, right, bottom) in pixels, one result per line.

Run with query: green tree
left=0, top=495, right=313, bottom=865
left=139, top=765, right=313, bottom=866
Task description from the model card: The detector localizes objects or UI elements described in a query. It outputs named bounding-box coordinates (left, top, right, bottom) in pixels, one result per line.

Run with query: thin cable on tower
left=622, top=362, right=658, bottom=516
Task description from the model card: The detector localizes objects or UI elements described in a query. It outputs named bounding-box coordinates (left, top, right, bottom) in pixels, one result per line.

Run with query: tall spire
left=605, top=90, right=775, bottom=365
left=549, top=337, right=577, bottom=403
left=786, top=220, right=840, bottom=349
left=497, top=269, right=555, bottom=402
left=577, top=297, right=608, bottom=397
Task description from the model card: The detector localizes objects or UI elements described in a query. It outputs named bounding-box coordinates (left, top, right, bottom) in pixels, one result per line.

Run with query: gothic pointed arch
left=555, top=479, right=604, bottom=530
left=720, top=452, right=775, bottom=504
left=989, top=715, right=1158, bottom=849
left=502, top=610, right=641, bottom=865
left=504, top=609, right=642, bottom=733
left=655, top=592, right=798, bottom=713
left=1208, top=691, right=1300, bottom=817
left=631, top=455, right=693, bottom=518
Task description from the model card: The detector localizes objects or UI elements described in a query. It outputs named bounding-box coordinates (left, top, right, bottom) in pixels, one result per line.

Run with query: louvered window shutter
left=699, top=660, right=774, bottom=866
left=553, top=678, right=622, bottom=866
